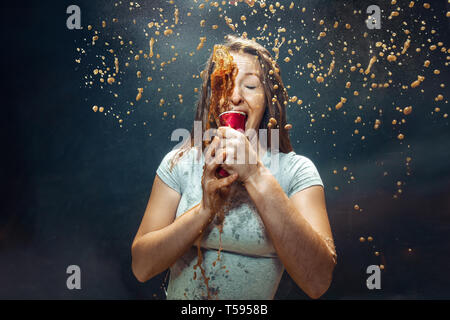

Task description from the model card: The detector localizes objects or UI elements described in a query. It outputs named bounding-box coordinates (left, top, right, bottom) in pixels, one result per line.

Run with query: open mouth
left=229, top=109, right=248, bottom=117
left=220, top=110, right=247, bottom=117
left=218, top=111, right=247, bottom=130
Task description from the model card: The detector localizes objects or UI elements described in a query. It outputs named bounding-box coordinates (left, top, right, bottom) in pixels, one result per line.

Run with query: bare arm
left=243, top=163, right=337, bottom=299
left=131, top=175, right=212, bottom=282
left=131, top=142, right=238, bottom=283
left=215, top=126, right=336, bottom=298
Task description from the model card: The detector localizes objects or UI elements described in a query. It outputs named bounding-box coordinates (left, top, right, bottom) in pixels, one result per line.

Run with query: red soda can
left=217, top=111, right=247, bottom=177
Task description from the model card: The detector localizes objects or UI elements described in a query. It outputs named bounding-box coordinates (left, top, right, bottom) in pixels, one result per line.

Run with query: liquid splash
left=75, top=0, right=449, bottom=298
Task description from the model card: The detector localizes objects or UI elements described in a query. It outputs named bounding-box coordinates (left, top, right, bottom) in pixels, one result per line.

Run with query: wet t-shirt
left=156, top=147, right=324, bottom=299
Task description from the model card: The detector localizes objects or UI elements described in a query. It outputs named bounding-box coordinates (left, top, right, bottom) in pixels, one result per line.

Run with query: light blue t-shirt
left=156, top=147, right=324, bottom=300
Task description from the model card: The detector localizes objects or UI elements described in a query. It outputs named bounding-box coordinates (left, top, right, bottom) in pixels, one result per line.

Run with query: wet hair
left=170, top=34, right=293, bottom=169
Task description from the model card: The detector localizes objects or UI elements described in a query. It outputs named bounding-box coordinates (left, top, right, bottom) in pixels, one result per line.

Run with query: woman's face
left=228, top=51, right=266, bottom=133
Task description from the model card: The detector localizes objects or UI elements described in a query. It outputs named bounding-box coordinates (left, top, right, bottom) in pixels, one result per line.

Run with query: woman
left=131, top=35, right=337, bottom=300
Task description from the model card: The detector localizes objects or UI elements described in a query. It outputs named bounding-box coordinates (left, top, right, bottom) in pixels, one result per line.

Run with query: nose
left=229, top=84, right=243, bottom=107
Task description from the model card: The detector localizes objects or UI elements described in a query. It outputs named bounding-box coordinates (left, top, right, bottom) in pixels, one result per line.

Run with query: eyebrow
left=244, top=72, right=259, bottom=77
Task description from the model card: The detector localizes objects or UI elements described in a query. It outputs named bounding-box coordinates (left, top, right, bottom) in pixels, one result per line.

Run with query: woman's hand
left=201, top=135, right=239, bottom=221
left=216, top=126, right=261, bottom=183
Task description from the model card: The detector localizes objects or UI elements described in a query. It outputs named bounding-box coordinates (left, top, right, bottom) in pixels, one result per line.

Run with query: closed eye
left=245, top=85, right=256, bottom=89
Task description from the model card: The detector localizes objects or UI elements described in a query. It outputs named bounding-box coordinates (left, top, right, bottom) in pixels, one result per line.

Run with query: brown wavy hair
left=170, top=34, right=293, bottom=169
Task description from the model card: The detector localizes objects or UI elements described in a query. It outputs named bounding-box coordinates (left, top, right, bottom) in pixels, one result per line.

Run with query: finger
left=205, top=136, right=220, bottom=164
left=207, top=136, right=220, bottom=159
left=214, top=173, right=238, bottom=189
left=219, top=139, right=238, bottom=164
left=214, top=146, right=227, bottom=163
left=217, top=126, right=234, bottom=139
left=218, top=126, right=243, bottom=139
left=217, top=135, right=238, bottom=153
left=205, top=148, right=227, bottom=177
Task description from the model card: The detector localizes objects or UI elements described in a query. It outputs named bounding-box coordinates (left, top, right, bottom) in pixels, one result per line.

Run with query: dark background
left=1, top=0, right=449, bottom=299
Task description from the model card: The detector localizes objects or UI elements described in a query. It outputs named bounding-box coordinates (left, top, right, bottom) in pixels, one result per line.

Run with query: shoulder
left=156, top=147, right=202, bottom=194
left=280, top=151, right=323, bottom=196
left=161, top=147, right=183, bottom=162
left=280, top=151, right=323, bottom=186
left=279, top=151, right=318, bottom=170
left=158, top=147, right=204, bottom=176
left=161, top=146, right=199, bottom=164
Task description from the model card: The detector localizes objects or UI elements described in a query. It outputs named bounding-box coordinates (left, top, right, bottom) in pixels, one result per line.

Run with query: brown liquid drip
left=212, top=189, right=234, bottom=268
left=194, top=47, right=237, bottom=298
left=193, top=237, right=212, bottom=299
left=212, top=222, right=224, bottom=267
left=193, top=188, right=234, bottom=299
left=207, top=45, right=238, bottom=130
